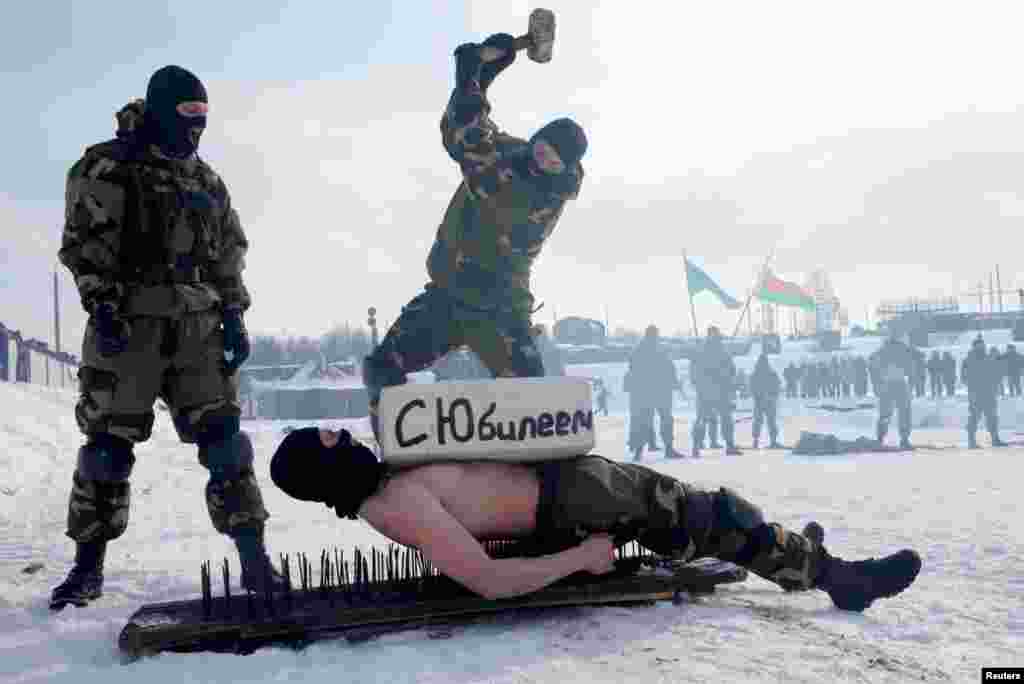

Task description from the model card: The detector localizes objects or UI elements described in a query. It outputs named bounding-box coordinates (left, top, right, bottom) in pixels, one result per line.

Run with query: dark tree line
left=248, top=323, right=372, bottom=367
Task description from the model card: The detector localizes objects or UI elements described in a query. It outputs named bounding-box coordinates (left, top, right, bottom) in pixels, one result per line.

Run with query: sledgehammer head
left=527, top=8, right=555, bottom=63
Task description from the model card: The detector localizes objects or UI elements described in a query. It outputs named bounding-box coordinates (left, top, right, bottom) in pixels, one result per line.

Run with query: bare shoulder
left=357, top=467, right=459, bottom=547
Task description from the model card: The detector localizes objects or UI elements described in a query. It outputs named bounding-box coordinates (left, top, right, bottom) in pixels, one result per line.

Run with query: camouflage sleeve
left=440, top=82, right=515, bottom=201
left=58, top=155, right=129, bottom=314
left=210, top=191, right=251, bottom=313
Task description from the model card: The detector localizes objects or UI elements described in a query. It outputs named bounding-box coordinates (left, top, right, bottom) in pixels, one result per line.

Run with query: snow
left=1, top=334, right=1022, bottom=682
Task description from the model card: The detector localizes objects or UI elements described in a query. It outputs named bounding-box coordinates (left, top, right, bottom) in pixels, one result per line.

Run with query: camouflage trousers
left=877, top=380, right=912, bottom=441
left=76, top=310, right=239, bottom=443
left=67, top=310, right=268, bottom=543
left=628, top=398, right=674, bottom=451
left=752, top=396, right=779, bottom=443
left=692, top=397, right=732, bottom=448
left=365, top=284, right=543, bottom=426
left=534, top=456, right=824, bottom=592
left=967, top=392, right=999, bottom=437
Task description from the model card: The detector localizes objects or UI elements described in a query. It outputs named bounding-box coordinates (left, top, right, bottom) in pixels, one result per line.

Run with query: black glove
left=453, top=42, right=483, bottom=90
left=92, top=303, right=130, bottom=357
left=221, top=310, right=250, bottom=375
left=479, top=33, right=517, bottom=91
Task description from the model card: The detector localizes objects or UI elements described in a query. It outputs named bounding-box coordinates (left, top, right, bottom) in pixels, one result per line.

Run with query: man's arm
left=360, top=478, right=610, bottom=600
left=59, top=156, right=128, bottom=314
left=209, top=192, right=251, bottom=313
left=440, top=44, right=521, bottom=202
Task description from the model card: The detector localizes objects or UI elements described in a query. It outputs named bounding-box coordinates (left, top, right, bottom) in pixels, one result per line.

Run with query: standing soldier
left=361, top=33, right=587, bottom=440
left=750, top=353, right=783, bottom=449
left=910, top=347, right=927, bottom=399
left=926, top=350, right=944, bottom=398
left=989, top=346, right=1006, bottom=398
left=868, top=335, right=916, bottom=450
left=961, top=337, right=1007, bottom=448
left=853, top=355, right=869, bottom=398
left=52, top=66, right=282, bottom=611
left=593, top=379, right=610, bottom=416
left=941, top=351, right=957, bottom=397
left=691, top=327, right=741, bottom=456
left=1003, top=344, right=1022, bottom=397
left=626, top=325, right=683, bottom=460
left=690, top=358, right=721, bottom=450
left=783, top=361, right=800, bottom=399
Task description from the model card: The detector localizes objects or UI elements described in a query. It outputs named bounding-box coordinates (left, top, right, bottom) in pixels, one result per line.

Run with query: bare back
left=359, top=461, right=540, bottom=543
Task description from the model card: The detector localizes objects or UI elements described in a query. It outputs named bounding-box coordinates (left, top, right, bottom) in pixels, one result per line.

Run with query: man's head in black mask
left=142, top=65, right=208, bottom=159
left=527, top=118, right=587, bottom=185
left=270, top=427, right=385, bottom=519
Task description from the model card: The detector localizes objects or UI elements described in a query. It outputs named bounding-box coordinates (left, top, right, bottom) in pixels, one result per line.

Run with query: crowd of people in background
left=622, top=326, right=1023, bottom=460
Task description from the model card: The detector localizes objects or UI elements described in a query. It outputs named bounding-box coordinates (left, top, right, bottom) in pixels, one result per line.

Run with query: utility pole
left=996, top=265, right=1003, bottom=313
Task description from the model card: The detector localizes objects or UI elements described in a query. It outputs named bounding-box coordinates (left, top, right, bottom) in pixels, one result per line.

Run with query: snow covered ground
left=1, top=333, right=1022, bottom=682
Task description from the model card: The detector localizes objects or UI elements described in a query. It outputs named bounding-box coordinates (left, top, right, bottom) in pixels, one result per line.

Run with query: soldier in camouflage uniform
left=868, top=335, right=915, bottom=450
left=961, top=337, right=1008, bottom=448
left=362, top=34, right=586, bottom=439
left=51, top=66, right=282, bottom=610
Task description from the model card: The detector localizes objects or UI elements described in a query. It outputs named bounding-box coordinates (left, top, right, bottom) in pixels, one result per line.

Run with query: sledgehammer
left=479, top=8, right=556, bottom=64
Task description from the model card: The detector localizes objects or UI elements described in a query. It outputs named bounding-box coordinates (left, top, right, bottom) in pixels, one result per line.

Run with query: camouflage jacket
left=691, top=342, right=736, bottom=402
left=750, top=359, right=781, bottom=399
left=428, top=80, right=583, bottom=314
left=869, top=340, right=914, bottom=386
left=960, top=349, right=1001, bottom=395
left=59, top=99, right=250, bottom=318
left=627, top=340, right=679, bottom=400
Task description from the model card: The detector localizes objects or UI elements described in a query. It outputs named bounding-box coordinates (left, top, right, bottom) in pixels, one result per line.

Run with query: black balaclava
left=526, top=118, right=587, bottom=192
left=142, top=65, right=208, bottom=158
left=270, top=427, right=385, bottom=519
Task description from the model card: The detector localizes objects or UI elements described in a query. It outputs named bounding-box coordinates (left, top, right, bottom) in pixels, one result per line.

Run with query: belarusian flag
left=757, top=270, right=816, bottom=310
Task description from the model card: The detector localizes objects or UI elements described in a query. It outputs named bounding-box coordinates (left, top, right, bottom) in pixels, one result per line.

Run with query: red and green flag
left=757, top=269, right=816, bottom=310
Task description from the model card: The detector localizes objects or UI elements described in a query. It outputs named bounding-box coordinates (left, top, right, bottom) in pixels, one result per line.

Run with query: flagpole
left=682, top=250, right=700, bottom=338
left=732, top=247, right=776, bottom=338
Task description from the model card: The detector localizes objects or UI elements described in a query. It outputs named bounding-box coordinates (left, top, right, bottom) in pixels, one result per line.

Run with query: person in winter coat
left=941, top=351, right=957, bottom=397
left=868, top=336, right=915, bottom=449
left=1003, top=344, right=1022, bottom=397
left=691, top=327, right=741, bottom=456
left=626, top=325, right=683, bottom=460
left=926, top=351, right=944, bottom=398
left=961, top=337, right=1008, bottom=448
left=750, top=353, right=783, bottom=449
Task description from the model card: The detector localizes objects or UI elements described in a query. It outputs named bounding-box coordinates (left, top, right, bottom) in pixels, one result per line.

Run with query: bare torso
left=365, top=461, right=540, bottom=539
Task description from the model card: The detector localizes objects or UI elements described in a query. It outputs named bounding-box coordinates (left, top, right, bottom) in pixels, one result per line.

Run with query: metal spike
left=263, top=556, right=275, bottom=617
left=281, top=553, right=293, bottom=610
left=222, top=558, right=232, bottom=618
left=201, top=561, right=212, bottom=620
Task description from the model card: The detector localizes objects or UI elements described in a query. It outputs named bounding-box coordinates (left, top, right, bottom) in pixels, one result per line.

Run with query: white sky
left=4, top=1, right=1024, bottom=345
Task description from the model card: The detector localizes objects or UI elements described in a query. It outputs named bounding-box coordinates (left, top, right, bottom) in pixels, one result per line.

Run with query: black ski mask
left=270, top=427, right=385, bottom=519
left=142, top=65, right=208, bottom=159
left=526, top=118, right=587, bottom=194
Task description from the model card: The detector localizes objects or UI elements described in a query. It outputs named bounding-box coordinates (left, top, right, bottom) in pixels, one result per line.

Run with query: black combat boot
left=50, top=540, right=107, bottom=610
left=807, top=523, right=922, bottom=612
left=234, top=530, right=287, bottom=593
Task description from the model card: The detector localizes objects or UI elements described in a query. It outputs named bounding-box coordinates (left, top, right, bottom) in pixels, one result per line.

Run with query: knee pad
left=76, top=434, right=135, bottom=482
left=198, top=430, right=255, bottom=481
left=362, top=354, right=406, bottom=404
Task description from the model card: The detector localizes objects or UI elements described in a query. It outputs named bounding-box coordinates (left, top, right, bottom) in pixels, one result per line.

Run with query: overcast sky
left=3, top=0, right=1024, bottom=347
